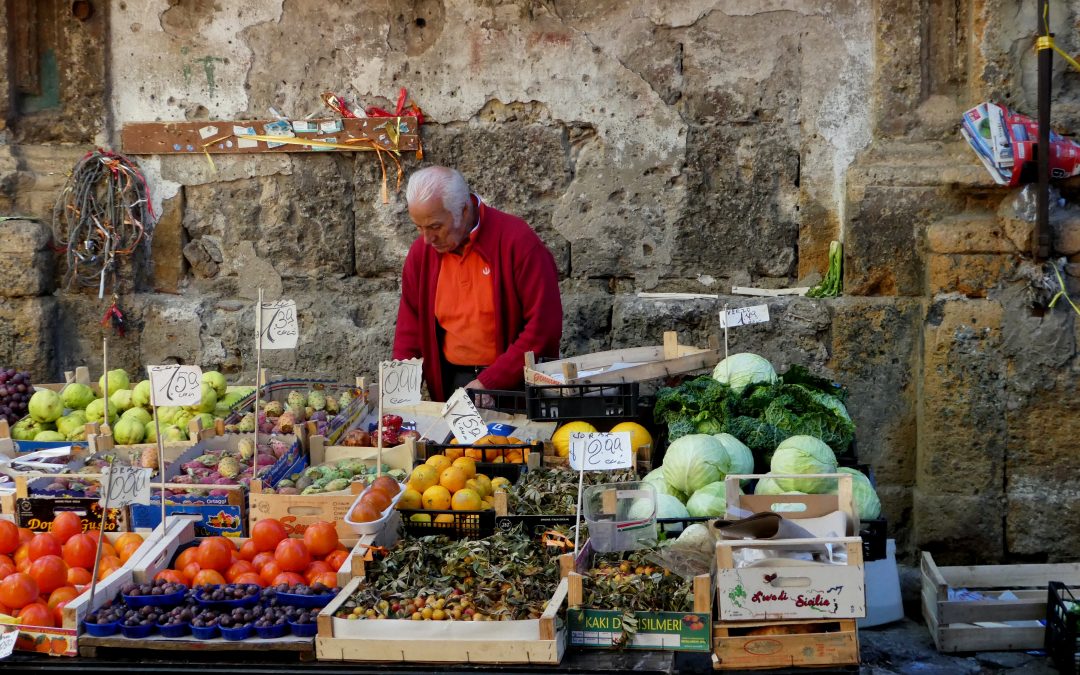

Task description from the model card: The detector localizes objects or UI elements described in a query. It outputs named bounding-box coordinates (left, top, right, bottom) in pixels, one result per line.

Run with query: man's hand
left=463, top=379, right=495, bottom=409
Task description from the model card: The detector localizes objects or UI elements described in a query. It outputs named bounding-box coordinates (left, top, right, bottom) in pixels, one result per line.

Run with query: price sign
left=442, top=388, right=487, bottom=444
left=100, top=465, right=152, bottom=508
left=147, top=365, right=203, bottom=406
left=379, top=358, right=423, bottom=406
left=0, top=629, right=17, bottom=659
left=258, top=299, right=299, bottom=350
left=720, top=304, right=770, bottom=328
left=568, top=432, right=633, bottom=471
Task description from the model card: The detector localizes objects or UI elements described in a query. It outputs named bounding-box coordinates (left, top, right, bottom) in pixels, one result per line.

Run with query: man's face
left=409, top=196, right=469, bottom=254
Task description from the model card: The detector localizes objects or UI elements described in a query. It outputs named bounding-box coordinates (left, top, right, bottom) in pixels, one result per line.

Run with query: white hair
left=406, top=166, right=470, bottom=223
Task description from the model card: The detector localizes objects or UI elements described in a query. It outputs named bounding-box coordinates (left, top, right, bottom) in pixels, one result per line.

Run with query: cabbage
left=28, top=390, right=64, bottom=423
left=712, top=353, right=777, bottom=393
left=695, top=417, right=723, bottom=434
left=671, top=523, right=715, bottom=555
left=833, top=467, right=881, bottom=520
left=713, top=433, right=754, bottom=477
left=642, top=467, right=688, bottom=503
left=686, top=481, right=734, bottom=518
left=662, top=434, right=731, bottom=495
left=770, top=435, right=838, bottom=493
left=754, top=474, right=806, bottom=496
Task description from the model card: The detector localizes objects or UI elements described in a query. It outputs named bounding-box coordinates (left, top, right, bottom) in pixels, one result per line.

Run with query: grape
left=0, top=367, right=33, bottom=424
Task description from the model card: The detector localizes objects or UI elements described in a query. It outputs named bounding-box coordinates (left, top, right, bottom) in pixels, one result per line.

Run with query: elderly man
left=392, top=166, right=563, bottom=402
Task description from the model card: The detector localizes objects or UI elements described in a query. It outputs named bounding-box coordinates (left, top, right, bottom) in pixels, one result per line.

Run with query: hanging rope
left=51, top=148, right=155, bottom=297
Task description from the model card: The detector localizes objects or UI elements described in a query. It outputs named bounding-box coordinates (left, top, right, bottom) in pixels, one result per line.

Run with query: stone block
left=0, top=296, right=56, bottom=381
left=1053, top=212, right=1080, bottom=256
left=828, top=298, right=921, bottom=486
left=913, top=490, right=1004, bottom=564
left=1006, top=485, right=1080, bottom=561
left=52, top=293, right=145, bottom=379
left=559, top=280, right=614, bottom=357
left=0, top=219, right=51, bottom=254
left=150, top=193, right=185, bottom=293
left=0, top=249, right=52, bottom=297
left=139, top=296, right=205, bottom=366
left=926, top=253, right=1017, bottom=298
left=926, top=217, right=1018, bottom=254
left=917, top=299, right=1006, bottom=497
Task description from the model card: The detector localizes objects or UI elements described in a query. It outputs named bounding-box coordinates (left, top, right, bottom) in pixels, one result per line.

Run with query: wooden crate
left=921, top=551, right=1080, bottom=652
left=712, top=619, right=860, bottom=670
left=249, top=479, right=365, bottom=540
left=315, top=574, right=568, bottom=665
left=12, top=520, right=169, bottom=657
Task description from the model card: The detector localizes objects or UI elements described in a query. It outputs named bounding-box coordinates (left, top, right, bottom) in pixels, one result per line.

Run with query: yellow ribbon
left=241, top=134, right=397, bottom=153
left=1035, top=35, right=1080, bottom=73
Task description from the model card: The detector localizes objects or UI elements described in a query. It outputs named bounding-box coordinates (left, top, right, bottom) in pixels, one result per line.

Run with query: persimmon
left=302, top=522, right=339, bottom=557
left=370, top=475, right=401, bottom=498
left=251, top=551, right=275, bottom=571
left=271, top=571, right=305, bottom=586
left=17, top=528, right=33, bottom=546
left=154, top=569, right=186, bottom=585
left=237, top=540, right=258, bottom=562
left=113, top=532, right=144, bottom=552
left=47, top=586, right=80, bottom=611
left=0, top=572, right=39, bottom=609
left=50, top=512, right=83, bottom=544
left=251, top=519, right=288, bottom=553
left=274, top=539, right=310, bottom=573
left=195, top=539, right=232, bottom=573
left=28, top=555, right=68, bottom=595
left=66, top=567, right=91, bottom=586
left=191, top=569, right=226, bottom=587
left=17, top=601, right=53, bottom=627
left=181, top=562, right=202, bottom=584
left=258, top=561, right=282, bottom=586
left=304, top=560, right=332, bottom=584
left=174, top=546, right=199, bottom=570
left=62, top=533, right=97, bottom=570
left=0, top=520, right=19, bottom=554
left=225, top=560, right=256, bottom=583
left=208, top=535, right=237, bottom=551
left=232, top=572, right=264, bottom=587
left=323, top=549, right=349, bottom=570
left=116, top=539, right=143, bottom=564
left=27, top=533, right=61, bottom=561
left=310, top=571, right=338, bottom=588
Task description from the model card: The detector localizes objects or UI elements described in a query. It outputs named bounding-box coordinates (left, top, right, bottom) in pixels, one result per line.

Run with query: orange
left=465, top=479, right=486, bottom=498
left=444, top=447, right=464, bottom=461
left=67, top=567, right=91, bottom=586
left=421, top=485, right=452, bottom=511
left=397, top=489, right=422, bottom=510
left=450, top=488, right=482, bottom=511
left=425, top=454, right=452, bottom=475
left=113, top=532, right=144, bottom=552
left=117, top=539, right=143, bottom=564
left=407, top=465, right=439, bottom=493
left=451, top=457, right=476, bottom=479
left=474, top=474, right=492, bottom=496
left=439, top=466, right=467, bottom=493
left=464, top=448, right=483, bottom=461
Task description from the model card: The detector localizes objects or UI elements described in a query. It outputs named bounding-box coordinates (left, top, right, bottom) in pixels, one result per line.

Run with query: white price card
left=100, top=465, right=153, bottom=508
left=720, top=304, right=770, bottom=328
left=568, top=432, right=633, bottom=471
left=0, top=629, right=17, bottom=659
left=258, top=300, right=299, bottom=350
left=379, top=358, right=423, bottom=406
left=441, top=388, right=487, bottom=445
left=147, top=365, right=204, bottom=407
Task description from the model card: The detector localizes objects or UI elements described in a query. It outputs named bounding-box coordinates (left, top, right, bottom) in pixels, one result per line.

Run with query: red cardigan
left=392, top=201, right=563, bottom=401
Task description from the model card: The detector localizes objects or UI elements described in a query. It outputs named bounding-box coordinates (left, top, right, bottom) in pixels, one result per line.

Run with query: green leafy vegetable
left=807, top=240, right=842, bottom=298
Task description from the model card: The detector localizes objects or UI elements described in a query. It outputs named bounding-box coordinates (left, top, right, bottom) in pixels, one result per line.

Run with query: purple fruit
left=214, top=478, right=235, bottom=485
left=171, top=476, right=193, bottom=484
left=207, top=471, right=222, bottom=480
left=199, top=476, right=217, bottom=485
left=209, top=489, right=230, bottom=496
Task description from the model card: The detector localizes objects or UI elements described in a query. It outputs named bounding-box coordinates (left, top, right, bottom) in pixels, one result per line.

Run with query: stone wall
left=2, top=0, right=1080, bottom=564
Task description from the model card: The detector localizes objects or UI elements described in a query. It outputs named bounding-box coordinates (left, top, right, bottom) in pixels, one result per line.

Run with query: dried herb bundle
left=508, top=467, right=637, bottom=515
left=579, top=550, right=693, bottom=613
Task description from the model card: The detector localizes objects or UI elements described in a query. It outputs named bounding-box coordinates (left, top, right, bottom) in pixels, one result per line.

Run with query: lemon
left=490, top=476, right=512, bottom=493
left=609, top=421, right=653, bottom=453
left=552, top=421, right=597, bottom=457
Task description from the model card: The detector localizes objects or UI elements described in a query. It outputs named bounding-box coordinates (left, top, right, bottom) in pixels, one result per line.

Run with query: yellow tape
left=1035, top=35, right=1080, bottom=73
left=242, top=134, right=391, bottom=152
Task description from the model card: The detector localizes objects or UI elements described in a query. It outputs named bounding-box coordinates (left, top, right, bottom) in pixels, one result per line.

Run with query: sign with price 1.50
left=99, top=466, right=152, bottom=508
left=719, top=304, right=770, bottom=328
left=259, top=299, right=299, bottom=350
left=146, top=365, right=204, bottom=407
left=568, top=432, right=633, bottom=471
left=441, top=388, right=487, bottom=444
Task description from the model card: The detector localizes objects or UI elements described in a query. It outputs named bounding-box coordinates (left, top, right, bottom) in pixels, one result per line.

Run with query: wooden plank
left=937, top=562, right=1080, bottom=589
left=568, top=571, right=584, bottom=605
left=539, top=577, right=567, bottom=641
left=663, top=332, right=679, bottom=360
left=248, top=489, right=358, bottom=539
left=121, top=117, right=418, bottom=155
left=937, top=598, right=1048, bottom=624
left=712, top=619, right=858, bottom=670
left=79, top=634, right=312, bottom=652
left=692, top=574, right=711, bottom=613
left=317, top=633, right=564, bottom=665
left=319, top=576, right=361, bottom=638
left=730, top=286, right=811, bottom=297
left=936, top=623, right=1047, bottom=653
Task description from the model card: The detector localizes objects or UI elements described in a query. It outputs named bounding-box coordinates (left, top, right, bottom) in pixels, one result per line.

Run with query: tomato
left=237, top=540, right=258, bottom=562
left=271, top=572, right=306, bottom=587
left=50, top=512, right=83, bottom=545
left=116, top=539, right=143, bottom=564
left=47, top=586, right=80, bottom=611
left=195, top=539, right=232, bottom=572
left=28, top=555, right=69, bottom=595
left=310, top=571, right=338, bottom=588
left=62, top=533, right=97, bottom=570
left=174, top=547, right=199, bottom=570
left=191, top=569, right=226, bottom=587
left=274, top=539, right=311, bottom=573
left=17, top=528, right=33, bottom=546
left=251, top=551, right=275, bottom=571
left=0, top=572, right=39, bottom=610
left=17, top=601, right=53, bottom=627
left=207, top=536, right=238, bottom=551
left=303, top=522, right=339, bottom=558
left=251, top=519, right=288, bottom=553
left=52, top=600, right=71, bottom=626
left=0, top=520, right=19, bottom=554
left=225, top=560, right=256, bottom=583
left=67, top=567, right=92, bottom=586
left=258, top=561, right=283, bottom=586
left=27, top=533, right=62, bottom=561
left=181, top=562, right=202, bottom=584
left=154, top=569, right=186, bottom=586
left=232, top=572, right=264, bottom=587
left=304, top=561, right=332, bottom=584
left=323, top=550, right=349, bottom=570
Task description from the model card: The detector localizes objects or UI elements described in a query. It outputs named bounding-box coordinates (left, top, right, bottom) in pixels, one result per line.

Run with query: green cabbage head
left=769, top=435, right=838, bottom=493
left=642, top=467, right=687, bottom=503
left=662, top=434, right=731, bottom=496
left=713, top=433, right=755, bottom=477
left=712, top=352, right=777, bottom=393
left=686, top=481, right=737, bottom=518
left=833, top=467, right=882, bottom=520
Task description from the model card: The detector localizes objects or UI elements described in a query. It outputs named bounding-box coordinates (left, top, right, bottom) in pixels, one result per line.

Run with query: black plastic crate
left=465, top=388, right=527, bottom=415
left=1047, top=581, right=1080, bottom=674
left=860, top=517, right=887, bottom=562
left=398, top=508, right=497, bottom=539
left=494, top=513, right=578, bottom=537
left=418, top=440, right=544, bottom=470
left=526, top=382, right=641, bottom=421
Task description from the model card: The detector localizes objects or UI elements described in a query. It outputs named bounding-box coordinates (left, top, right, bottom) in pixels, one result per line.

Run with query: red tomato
left=28, top=555, right=69, bottom=595
left=251, top=519, right=288, bottom=553
left=302, top=522, right=339, bottom=558
left=50, top=512, right=83, bottom=545
left=27, top=533, right=62, bottom=561
left=273, top=539, right=311, bottom=573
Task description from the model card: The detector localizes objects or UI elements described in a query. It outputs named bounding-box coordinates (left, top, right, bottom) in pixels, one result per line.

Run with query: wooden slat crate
left=921, top=551, right=1080, bottom=652
left=712, top=618, right=860, bottom=670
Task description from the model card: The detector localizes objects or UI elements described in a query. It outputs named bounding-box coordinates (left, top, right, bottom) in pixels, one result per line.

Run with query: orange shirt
left=434, top=229, right=498, bottom=366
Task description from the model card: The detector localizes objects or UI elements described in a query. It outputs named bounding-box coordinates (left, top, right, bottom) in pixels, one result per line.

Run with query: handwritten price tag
left=568, top=432, right=633, bottom=471
left=0, top=629, right=17, bottom=659
left=147, top=365, right=203, bottom=406
left=100, top=465, right=153, bottom=508
left=379, top=358, right=423, bottom=406
left=720, top=304, right=770, bottom=328
left=259, top=299, right=299, bottom=350
left=441, top=388, right=487, bottom=445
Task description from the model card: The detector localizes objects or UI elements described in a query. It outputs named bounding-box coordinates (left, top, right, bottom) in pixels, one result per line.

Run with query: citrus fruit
left=409, top=514, right=431, bottom=523
left=421, top=485, right=452, bottom=510
left=552, top=421, right=597, bottom=457
left=397, top=488, right=422, bottom=510
left=610, top=421, right=653, bottom=453
left=450, top=488, right=482, bottom=511
left=434, top=514, right=455, bottom=524
left=439, top=466, right=467, bottom=493
left=407, top=465, right=439, bottom=493
left=451, top=457, right=476, bottom=478
left=425, top=454, right=452, bottom=474
left=465, top=478, right=486, bottom=498
left=444, top=447, right=464, bottom=460
left=490, top=476, right=512, bottom=492
left=474, top=474, right=492, bottom=496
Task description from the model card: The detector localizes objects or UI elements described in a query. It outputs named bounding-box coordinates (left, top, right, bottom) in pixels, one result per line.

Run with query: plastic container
left=254, top=622, right=289, bottom=639
left=82, top=620, right=120, bottom=637
left=156, top=621, right=190, bottom=638
left=276, top=591, right=336, bottom=608
left=123, top=588, right=187, bottom=608
left=119, top=622, right=155, bottom=639
left=858, top=540, right=903, bottom=629
left=191, top=623, right=219, bottom=640
left=343, top=481, right=408, bottom=535
left=193, top=586, right=261, bottom=609
left=582, top=481, right=657, bottom=553
left=1047, top=581, right=1080, bottom=674
left=398, top=508, right=496, bottom=539
left=288, top=619, right=317, bottom=637
left=526, top=382, right=640, bottom=421
left=220, top=624, right=254, bottom=641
